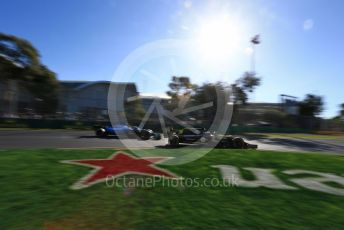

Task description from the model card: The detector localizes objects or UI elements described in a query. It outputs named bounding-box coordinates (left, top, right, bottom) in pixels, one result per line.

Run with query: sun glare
left=195, top=15, right=243, bottom=64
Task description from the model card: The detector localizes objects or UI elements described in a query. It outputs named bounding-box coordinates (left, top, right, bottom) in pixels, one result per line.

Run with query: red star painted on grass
left=61, top=151, right=178, bottom=190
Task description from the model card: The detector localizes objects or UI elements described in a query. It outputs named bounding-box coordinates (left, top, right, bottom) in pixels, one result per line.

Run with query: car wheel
left=233, top=137, right=245, bottom=149
left=140, top=130, right=151, bottom=140
left=200, top=137, right=207, bottom=143
left=217, top=137, right=231, bottom=148
left=96, top=128, right=107, bottom=137
left=169, top=135, right=179, bottom=146
left=153, top=133, right=161, bottom=140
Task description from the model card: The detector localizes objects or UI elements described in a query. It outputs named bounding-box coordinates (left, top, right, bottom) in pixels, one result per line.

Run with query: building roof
left=59, top=81, right=137, bottom=91
left=139, top=93, right=171, bottom=99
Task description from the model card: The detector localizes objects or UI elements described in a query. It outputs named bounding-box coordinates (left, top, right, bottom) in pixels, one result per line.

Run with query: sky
left=1, top=0, right=343, bottom=118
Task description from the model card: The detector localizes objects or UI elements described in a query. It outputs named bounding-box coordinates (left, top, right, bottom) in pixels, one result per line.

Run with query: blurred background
left=1, top=0, right=343, bottom=134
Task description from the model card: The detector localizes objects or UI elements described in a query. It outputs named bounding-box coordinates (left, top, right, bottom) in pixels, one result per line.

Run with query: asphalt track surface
left=0, top=130, right=343, bottom=155
left=243, top=135, right=344, bottom=155
left=0, top=130, right=166, bottom=149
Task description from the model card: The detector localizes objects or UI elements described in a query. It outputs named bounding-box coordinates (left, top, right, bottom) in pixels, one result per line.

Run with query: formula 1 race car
left=168, top=128, right=257, bottom=149
left=215, top=135, right=258, bottom=149
left=95, top=124, right=161, bottom=140
left=168, top=128, right=215, bottom=146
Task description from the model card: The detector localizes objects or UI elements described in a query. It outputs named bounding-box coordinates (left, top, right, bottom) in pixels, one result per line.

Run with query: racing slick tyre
left=169, top=135, right=179, bottom=146
left=216, top=136, right=233, bottom=148
left=233, top=137, right=246, bottom=149
left=140, top=130, right=151, bottom=140
left=153, top=133, right=162, bottom=140
left=200, top=136, right=207, bottom=143
left=96, top=128, right=107, bottom=137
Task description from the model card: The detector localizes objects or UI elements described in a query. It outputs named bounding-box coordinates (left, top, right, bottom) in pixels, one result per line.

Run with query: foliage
left=0, top=33, right=59, bottom=114
left=340, top=103, right=344, bottom=117
left=164, top=76, right=197, bottom=116
left=232, top=72, right=261, bottom=104
left=166, top=76, right=196, bottom=96
left=192, top=82, right=229, bottom=126
left=165, top=73, right=261, bottom=129
left=0, top=33, right=40, bottom=69
left=166, top=76, right=197, bottom=105
left=299, top=94, right=324, bottom=117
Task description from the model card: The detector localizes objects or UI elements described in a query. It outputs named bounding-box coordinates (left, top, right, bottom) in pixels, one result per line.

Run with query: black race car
left=168, top=128, right=215, bottom=146
left=168, top=128, right=257, bottom=149
left=215, top=135, right=257, bottom=149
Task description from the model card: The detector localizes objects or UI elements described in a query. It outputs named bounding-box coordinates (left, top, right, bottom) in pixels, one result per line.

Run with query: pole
left=250, top=35, right=260, bottom=74
left=251, top=43, right=255, bottom=74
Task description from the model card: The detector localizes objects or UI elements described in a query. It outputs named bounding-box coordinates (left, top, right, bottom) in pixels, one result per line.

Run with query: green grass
left=247, top=133, right=344, bottom=141
left=0, top=149, right=344, bottom=229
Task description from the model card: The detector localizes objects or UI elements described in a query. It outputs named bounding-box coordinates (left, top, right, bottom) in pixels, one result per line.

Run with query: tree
left=190, top=82, right=230, bottom=128
left=232, top=72, right=261, bottom=104
left=0, top=33, right=41, bottom=81
left=340, top=103, right=344, bottom=117
left=166, top=76, right=197, bottom=110
left=0, top=33, right=59, bottom=114
left=166, top=76, right=196, bottom=98
left=25, top=66, right=59, bottom=114
left=299, top=94, right=324, bottom=117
